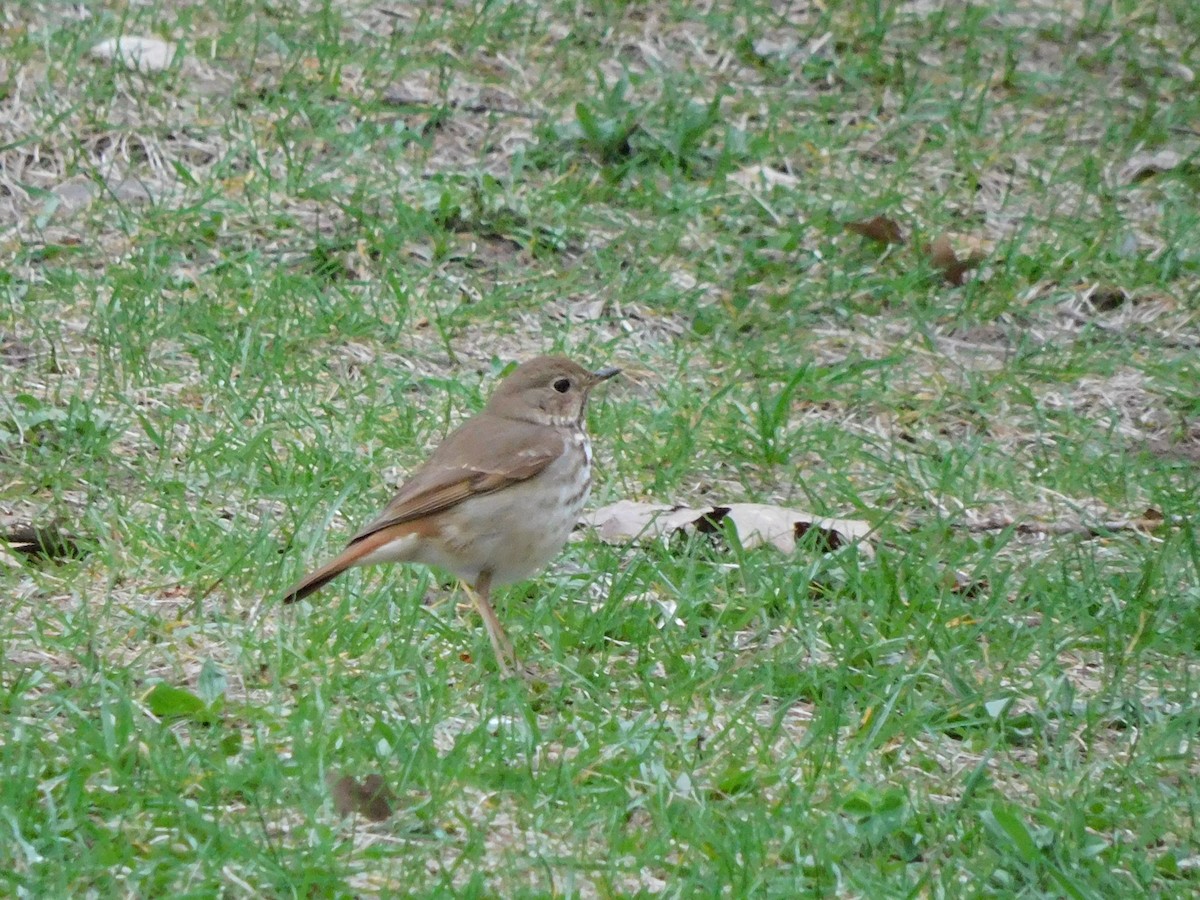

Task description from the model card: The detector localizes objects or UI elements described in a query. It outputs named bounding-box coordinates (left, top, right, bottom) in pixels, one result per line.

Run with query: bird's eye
left=553, top=377, right=571, bottom=393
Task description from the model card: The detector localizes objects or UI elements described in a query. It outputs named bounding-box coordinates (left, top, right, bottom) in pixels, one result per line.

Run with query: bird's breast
left=425, top=426, right=593, bottom=585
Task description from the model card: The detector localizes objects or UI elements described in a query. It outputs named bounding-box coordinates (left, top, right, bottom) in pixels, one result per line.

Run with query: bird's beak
left=591, top=366, right=621, bottom=382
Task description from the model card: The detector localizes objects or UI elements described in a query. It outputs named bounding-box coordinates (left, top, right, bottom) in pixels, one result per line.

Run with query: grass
left=2, top=0, right=1199, bottom=895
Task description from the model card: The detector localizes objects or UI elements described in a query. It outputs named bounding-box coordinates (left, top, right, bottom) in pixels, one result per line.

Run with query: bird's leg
left=463, top=571, right=518, bottom=678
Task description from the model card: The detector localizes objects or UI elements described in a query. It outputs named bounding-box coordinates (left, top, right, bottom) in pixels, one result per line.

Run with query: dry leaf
left=729, top=165, right=800, bottom=191
left=699, top=504, right=873, bottom=554
left=51, top=177, right=98, bottom=218
left=582, top=500, right=873, bottom=556
left=327, top=772, right=395, bottom=822
left=943, top=568, right=988, bottom=598
left=1, top=336, right=38, bottom=367
left=583, top=500, right=702, bottom=544
left=90, top=37, right=178, bottom=73
left=107, top=177, right=157, bottom=204
left=1084, top=284, right=1129, bottom=311
left=1121, top=148, right=1196, bottom=183
left=925, top=235, right=986, bottom=286
left=845, top=215, right=904, bottom=245
left=1140, top=434, right=1200, bottom=463
left=1130, top=507, right=1165, bottom=531
left=0, top=544, right=22, bottom=569
left=750, top=37, right=803, bottom=60
left=2, top=523, right=84, bottom=562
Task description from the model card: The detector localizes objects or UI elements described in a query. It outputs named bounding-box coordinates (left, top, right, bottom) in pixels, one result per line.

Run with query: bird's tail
left=280, top=527, right=406, bottom=603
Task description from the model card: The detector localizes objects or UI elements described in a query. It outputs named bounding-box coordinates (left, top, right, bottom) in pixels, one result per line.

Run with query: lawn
left=2, top=0, right=1198, bottom=895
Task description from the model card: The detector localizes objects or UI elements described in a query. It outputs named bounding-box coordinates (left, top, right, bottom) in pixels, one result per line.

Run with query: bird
left=280, top=356, right=620, bottom=677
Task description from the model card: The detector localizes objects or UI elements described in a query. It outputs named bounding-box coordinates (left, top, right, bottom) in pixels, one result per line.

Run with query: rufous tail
left=281, top=528, right=400, bottom=603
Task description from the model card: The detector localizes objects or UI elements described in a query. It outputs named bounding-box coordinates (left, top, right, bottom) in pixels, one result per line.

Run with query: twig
left=962, top=514, right=1183, bottom=537
left=378, top=92, right=538, bottom=119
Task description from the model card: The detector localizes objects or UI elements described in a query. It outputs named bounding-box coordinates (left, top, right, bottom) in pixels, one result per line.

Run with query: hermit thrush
left=280, top=356, right=619, bottom=677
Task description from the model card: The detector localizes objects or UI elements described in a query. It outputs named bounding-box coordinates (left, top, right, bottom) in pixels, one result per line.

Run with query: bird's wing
left=348, top=416, right=564, bottom=545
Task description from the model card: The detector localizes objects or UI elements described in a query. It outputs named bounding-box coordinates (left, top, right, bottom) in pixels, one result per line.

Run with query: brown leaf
left=581, top=500, right=874, bottom=556
left=1085, top=284, right=1129, bottom=311
left=581, top=500, right=703, bottom=544
left=699, top=504, right=873, bottom=554
left=925, top=235, right=986, bottom=286
left=0, top=544, right=21, bottom=569
left=2, top=523, right=84, bottom=562
left=1139, top=429, right=1200, bottom=463
left=1131, top=507, right=1165, bottom=531
left=1, top=335, right=39, bottom=367
left=845, top=215, right=904, bottom=245
left=943, top=567, right=989, bottom=598
left=327, top=772, right=395, bottom=822
left=729, top=165, right=800, bottom=191
left=51, top=176, right=98, bottom=219
left=1121, top=148, right=1196, bottom=183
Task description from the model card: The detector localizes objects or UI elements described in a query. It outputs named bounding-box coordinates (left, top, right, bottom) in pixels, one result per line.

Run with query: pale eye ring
left=553, top=377, right=571, bottom=393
